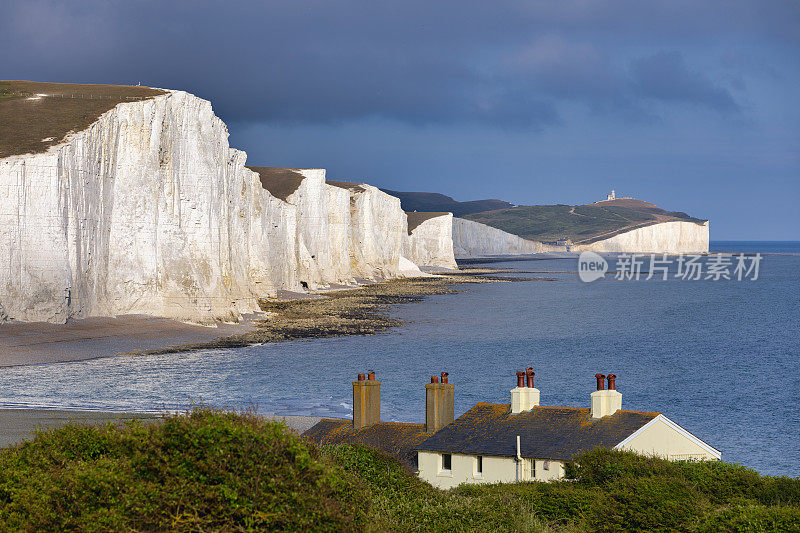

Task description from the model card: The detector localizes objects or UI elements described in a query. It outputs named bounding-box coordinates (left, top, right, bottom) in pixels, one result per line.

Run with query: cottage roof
left=417, top=403, right=660, bottom=461
left=303, top=419, right=428, bottom=470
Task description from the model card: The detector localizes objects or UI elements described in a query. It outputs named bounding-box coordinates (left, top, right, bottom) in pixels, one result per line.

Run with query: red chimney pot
left=516, top=371, right=525, bottom=388
left=431, top=375, right=439, bottom=383
left=367, top=371, right=376, bottom=381
left=525, top=367, right=535, bottom=388
left=357, top=373, right=366, bottom=381
left=595, top=373, right=606, bottom=391
left=440, top=372, right=449, bottom=384
left=607, top=374, right=617, bottom=390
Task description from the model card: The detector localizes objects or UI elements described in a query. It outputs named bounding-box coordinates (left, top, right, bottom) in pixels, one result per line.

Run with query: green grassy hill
left=0, top=410, right=796, bottom=532
left=463, top=198, right=707, bottom=244
left=381, top=189, right=514, bottom=217
left=380, top=187, right=706, bottom=244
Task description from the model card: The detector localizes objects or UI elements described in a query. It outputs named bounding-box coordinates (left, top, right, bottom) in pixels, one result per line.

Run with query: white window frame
left=438, top=453, right=452, bottom=477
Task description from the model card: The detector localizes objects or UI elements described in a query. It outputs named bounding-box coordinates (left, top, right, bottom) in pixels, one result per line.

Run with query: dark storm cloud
left=631, top=51, right=739, bottom=112
left=2, top=1, right=798, bottom=239
left=499, top=36, right=639, bottom=118
left=1, top=0, right=796, bottom=127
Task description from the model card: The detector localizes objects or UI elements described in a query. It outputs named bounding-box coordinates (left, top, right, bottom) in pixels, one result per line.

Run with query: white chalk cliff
left=0, top=90, right=455, bottom=324
left=453, top=217, right=709, bottom=258
left=574, top=221, right=710, bottom=254
left=404, top=214, right=458, bottom=269
left=452, top=218, right=561, bottom=258
left=329, top=181, right=409, bottom=280
left=1, top=86, right=707, bottom=325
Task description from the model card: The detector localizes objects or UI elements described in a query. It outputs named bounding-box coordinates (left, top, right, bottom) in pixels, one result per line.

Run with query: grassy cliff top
left=327, top=180, right=366, bottom=193
left=0, top=80, right=166, bottom=158
left=463, top=198, right=707, bottom=244
left=382, top=189, right=514, bottom=217
left=406, top=211, right=450, bottom=234
left=0, top=410, right=796, bottom=532
left=246, top=166, right=306, bottom=201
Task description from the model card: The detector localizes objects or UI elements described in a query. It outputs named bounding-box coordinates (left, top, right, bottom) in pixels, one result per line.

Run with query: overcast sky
left=3, top=1, right=798, bottom=239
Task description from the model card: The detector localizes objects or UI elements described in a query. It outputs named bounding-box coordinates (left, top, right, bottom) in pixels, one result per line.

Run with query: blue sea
left=0, top=241, right=797, bottom=477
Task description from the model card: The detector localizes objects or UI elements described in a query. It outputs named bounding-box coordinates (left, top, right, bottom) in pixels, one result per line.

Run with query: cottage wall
left=418, top=451, right=565, bottom=489
left=615, top=416, right=720, bottom=461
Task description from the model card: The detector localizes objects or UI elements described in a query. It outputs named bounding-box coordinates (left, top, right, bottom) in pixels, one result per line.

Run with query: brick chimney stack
left=353, top=371, right=381, bottom=428
left=426, top=372, right=455, bottom=434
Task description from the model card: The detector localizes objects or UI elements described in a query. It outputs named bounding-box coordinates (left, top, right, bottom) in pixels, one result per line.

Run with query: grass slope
left=463, top=200, right=707, bottom=244
left=1, top=411, right=797, bottom=532
left=0, top=80, right=165, bottom=158
left=382, top=189, right=514, bottom=217
left=380, top=187, right=705, bottom=244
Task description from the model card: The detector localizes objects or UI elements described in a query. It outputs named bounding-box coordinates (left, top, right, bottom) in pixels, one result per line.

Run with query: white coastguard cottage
left=304, top=369, right=720, bottom=490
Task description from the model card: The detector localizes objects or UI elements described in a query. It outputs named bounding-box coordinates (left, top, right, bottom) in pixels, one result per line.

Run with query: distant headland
left=1, top=81, right=708, bottom=328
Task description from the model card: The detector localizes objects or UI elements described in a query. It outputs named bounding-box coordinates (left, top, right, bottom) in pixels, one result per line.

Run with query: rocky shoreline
left=0, top=268, right=550, bottom=368
left=123, top=269, right=553, bottom=357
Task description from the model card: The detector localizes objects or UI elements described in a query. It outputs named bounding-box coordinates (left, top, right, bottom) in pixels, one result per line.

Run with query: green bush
left=328, top=446, right=800, bottom=532
left=324, top=443, right=562, bottom=532
left=695, top=505, right=800, bottom=532
left=555, top=449, right=800, bottom=532
left=0, top=409, right=366, bottom=532
left=1, top=415, right=797, bottom=532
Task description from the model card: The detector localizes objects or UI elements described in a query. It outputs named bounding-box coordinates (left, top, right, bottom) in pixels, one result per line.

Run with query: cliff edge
left=453, top=216, right=709, bottom=257
left=452, top=218, right=562, bottom=258
left=573, top=220, right=710, bottom=254
left=0, top=84, right=456, bottom=324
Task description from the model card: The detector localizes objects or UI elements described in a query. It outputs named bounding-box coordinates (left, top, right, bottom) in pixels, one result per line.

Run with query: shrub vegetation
left=326, top=444, right=800, bottom=532
left=0, top=410, right=797, bottom=532
left=0, top=410, right=366, bottom=532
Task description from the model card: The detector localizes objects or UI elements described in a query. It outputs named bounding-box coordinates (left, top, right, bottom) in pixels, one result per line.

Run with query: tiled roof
left=417, top=403, right=660, bottom=461
left=303, top=419, right=429, bottom=470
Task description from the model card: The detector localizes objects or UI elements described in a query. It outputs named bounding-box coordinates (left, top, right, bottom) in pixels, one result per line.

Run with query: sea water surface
left=0, top=241, right=797, bottom=477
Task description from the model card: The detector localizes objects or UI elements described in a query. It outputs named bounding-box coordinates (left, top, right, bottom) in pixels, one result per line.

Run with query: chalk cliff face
left=282, top=169, right=361, bottom=289
left=329, top=182, right=408, bottom=280
left=404, top=214, right=458, bottom=269
left=453, top=217, right=710, bottom=258
left=452, top=218, right=560, bottom=258
left=325, top=184, right=355, bottom=284
left=574, top=221, right=710, bottom=254
left=0, top=90, right=457, bottom=324
left=247, top=185, right=299, bottom=295
left=0, top=91, right=269, bottom=324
